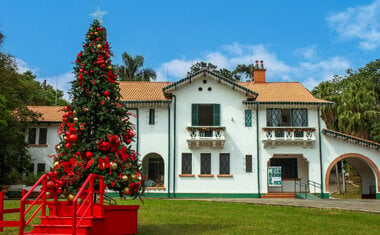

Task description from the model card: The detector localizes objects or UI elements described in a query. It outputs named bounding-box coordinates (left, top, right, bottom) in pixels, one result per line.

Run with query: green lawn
left=1, top=199, right=379, bottom=234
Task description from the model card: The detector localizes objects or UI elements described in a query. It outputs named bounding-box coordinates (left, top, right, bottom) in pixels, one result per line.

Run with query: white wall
left=171, top=75, right=257, bottom=194
left=27, top=123, right=60, bottom=174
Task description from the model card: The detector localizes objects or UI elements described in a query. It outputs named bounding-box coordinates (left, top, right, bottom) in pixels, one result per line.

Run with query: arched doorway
left=325, top=153, right=380, bottom=199
left=142, top=153, right=165, bottom=187
left=267, top=154, right=309, bottom=192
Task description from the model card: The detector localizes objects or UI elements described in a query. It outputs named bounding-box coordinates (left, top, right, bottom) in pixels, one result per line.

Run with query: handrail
left=294, top=180, right=309, bottom=199
left=307, top=180, right=321, bottom=195
left=72, top=174, right=104, bottom=235
left=19, top=174, right=47, bottom=235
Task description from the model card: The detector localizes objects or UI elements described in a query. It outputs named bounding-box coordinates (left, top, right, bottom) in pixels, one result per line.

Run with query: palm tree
left=117, top=52, right=156, bottom=81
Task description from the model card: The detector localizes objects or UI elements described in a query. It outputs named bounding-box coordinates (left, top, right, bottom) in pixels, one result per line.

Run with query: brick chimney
left=253, top=60, right=266, bottom=83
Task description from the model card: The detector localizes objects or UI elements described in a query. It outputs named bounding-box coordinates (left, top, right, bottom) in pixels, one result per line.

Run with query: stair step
left=32, top=224, right=92, bottom=234
left=262, top=193, right=296, bottom=199
left=40, top=216, right=103, bottom=225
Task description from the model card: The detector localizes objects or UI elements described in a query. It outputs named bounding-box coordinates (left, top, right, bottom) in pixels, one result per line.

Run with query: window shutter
left=191, top=104, right=198, bottom=126
left=213, top=104, right=220, bottom=126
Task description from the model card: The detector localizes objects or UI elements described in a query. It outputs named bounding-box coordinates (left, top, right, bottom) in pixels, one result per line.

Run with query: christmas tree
left=49, top=19, right=144, bottom=200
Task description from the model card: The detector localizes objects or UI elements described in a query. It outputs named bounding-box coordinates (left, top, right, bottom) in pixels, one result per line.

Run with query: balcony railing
left=262, top=127, right=316, bottom=148
left=186, top=126, right=226, bottom=148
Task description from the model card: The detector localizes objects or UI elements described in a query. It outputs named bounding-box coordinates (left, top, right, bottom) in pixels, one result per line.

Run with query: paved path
left=175, top=198, right=380, bottom=214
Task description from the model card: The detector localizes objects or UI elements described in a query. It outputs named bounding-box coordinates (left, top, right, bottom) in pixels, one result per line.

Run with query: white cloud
left=156, top=59, right=198, bottom=81
left=327, top=0, right=380, bottom=50
left=155, top=42, right=350, bottom=90
left=39, top=72, right=75, bottom=101
left=15, top=58, right=38, bottom=74
left=293, top=45, right=318, bottom=60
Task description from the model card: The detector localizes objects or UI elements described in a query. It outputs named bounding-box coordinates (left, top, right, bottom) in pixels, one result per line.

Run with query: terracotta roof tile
left=27, top=106, right=64, bottom=122
left=118, top=81, right=172, bottom=101
left=238, top=82, right=330, bottom=103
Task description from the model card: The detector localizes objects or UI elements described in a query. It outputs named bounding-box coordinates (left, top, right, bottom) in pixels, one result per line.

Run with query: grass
left=1, top=199, right=379, bottom=234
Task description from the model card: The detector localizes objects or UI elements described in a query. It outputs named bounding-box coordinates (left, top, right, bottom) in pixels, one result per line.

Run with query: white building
left=27, top=65, right=380, bottom=199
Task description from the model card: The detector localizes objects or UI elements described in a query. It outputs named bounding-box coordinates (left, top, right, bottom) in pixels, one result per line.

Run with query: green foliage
left=312, top=59, right=380, bottom=142
left=117, top=52, right=156, bottom=81
left=52, top=20, right=144, bottom=199
left=188, top=61, right=255, bottom=81
left=0, top=31, right=67, bottom=185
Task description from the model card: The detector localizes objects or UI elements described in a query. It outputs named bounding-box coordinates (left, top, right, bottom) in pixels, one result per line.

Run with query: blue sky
left=1, top=0, right=379, bottom=99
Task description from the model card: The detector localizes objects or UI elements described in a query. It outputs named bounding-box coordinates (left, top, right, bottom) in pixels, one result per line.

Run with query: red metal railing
left=19, top=174, right=48, bottom=235
left=0, top=190, right=23, bottom=232
left=72, top=174, right=104, bottom=235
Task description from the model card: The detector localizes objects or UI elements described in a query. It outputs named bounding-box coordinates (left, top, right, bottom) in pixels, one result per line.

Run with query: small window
left=208, top=87, right=212, bottom=91
left=149, top=109, right=155, bottom=125
left=219, top=153, right=230, bottom=175
left=198, top=87, right=203, bottom=91
left=246, top=155, right=252, bottom=173
left=200, top=153, right=211, bottom=174
left=37, top=163, right=45, bottom=174
left=28, top=128, right=36, bottom=144
left=181, top=153, right=192, bottom=174
left=39, top=128, right=47, bottom=145
left=245, top=110, right=252, bottom=127
left=203, top=79, right=207, bottom=84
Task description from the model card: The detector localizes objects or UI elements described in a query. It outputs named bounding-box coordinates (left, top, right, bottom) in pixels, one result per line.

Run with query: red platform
left=24, top=202, right=139, bottom=235
left=0, top=174, right=140, bottom=235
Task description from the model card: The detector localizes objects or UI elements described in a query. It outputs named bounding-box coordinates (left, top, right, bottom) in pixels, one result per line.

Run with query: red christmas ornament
left=101, top=100, right=105, bottom=105
left=85, top=151, right=93, bottom=159
left=47, top=181, right=56, bottom=190
left=104, top=91, right=110, bottom=97
left=69, top=134, right=78, bottom=143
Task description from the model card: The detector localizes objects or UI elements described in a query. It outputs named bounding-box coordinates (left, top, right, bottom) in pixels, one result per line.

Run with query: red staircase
left=0, top=174, right=139, bottom=235
left=262, top=193, right=296, bottom=199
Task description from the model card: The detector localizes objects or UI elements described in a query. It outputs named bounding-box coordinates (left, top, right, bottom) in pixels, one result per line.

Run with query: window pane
left=39, top=128, right=47, bottom=145
left=28, top=128, right=36, bottom=144
left=200, top=153, right=211, bottom=174
left=182, top=153, right=192, bottom=174
left=149, top=109, right=155, bottom=125
left=270, top=158, right=298, bottom=179
left=266, top=109, right=281, bottom=126
left=219, top=153, right=230, bottom=174
left=246, top=155, right=252, bottom=173
left=291, top=109, right=308, bottom=126
left=37, top=163, right=45, bottom=174
left=245, top=110, right=252, bottom=127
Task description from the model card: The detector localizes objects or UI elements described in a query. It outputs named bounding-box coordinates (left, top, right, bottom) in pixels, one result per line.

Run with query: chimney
left=253, top=60, right=266, bottom=83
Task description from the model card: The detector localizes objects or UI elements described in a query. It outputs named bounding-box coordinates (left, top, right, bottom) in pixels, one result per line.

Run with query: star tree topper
left=90, top=7, right=108, bottom=24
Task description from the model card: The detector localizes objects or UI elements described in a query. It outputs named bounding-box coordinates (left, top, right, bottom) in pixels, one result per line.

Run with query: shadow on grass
left=138, top=223, right=233, bottom=234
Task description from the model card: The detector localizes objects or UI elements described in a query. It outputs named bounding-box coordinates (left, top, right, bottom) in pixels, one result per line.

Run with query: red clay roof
left=119, top=81, right=171, bottom=101
left=27, top=106, right=64, bottom=122
left=239, top=82, right=329, bottom=103
left=28, top=81, right=329, bottom=122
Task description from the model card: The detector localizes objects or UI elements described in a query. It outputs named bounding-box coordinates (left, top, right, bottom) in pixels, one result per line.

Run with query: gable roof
left=27, top=106, right=64, bottom=122
left=240, top=82, right=331, bottom=104
left=162, top=69, right=259, bottom=98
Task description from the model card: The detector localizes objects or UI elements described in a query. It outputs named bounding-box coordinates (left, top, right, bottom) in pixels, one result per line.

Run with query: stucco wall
left=27, top=123, right=60, bottom=174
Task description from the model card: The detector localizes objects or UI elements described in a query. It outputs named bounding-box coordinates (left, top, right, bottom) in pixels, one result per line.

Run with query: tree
left=117, top=52, right=156, bottom=81
left=0, top=32, right=33, bottom=185
left=312, top=59, right=380, bottom=142
left=50, top=20, right=144, bottom=200
left=188, top=61, right=257, bottom=81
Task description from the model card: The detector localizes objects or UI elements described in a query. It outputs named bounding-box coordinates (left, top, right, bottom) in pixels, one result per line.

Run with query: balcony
left=186, top=126, right=226, bottom=148
left=262, top=127, right=316, bottom=148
